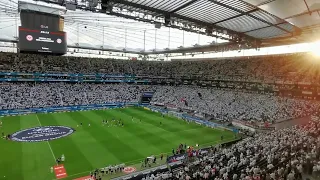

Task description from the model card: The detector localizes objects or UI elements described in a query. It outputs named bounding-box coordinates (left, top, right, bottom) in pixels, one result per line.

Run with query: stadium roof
left=110, top=0, right=298, bottom=40
left=0, top=0, right=319, bottom=54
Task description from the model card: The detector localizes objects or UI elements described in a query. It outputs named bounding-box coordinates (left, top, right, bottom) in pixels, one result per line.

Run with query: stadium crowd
left=0, top=83, right=153, bottom=109
left=1, top=52, right=320, bottom=180
left=0, top=52, right=319, bottom=83
left=151, top=86, right=320, bottom=122
left=139, top=118, right=320, bottom=180
left=0, top=82, right=318, bottom=123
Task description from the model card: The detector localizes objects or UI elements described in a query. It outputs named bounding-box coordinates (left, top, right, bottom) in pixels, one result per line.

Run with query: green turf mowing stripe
left=0, top=116, right=24, bottom=180
left=115, top=108, right=224, bottom=153
left=77, top=110, right=146, bottom=163
left=124, top=108, right=198, bottom=132
left=20, top=114, right=56, bottom=180
left=105, top=109, right=176, bottom=152
left=67, top=111, right=126, bottom=164
left=120, top=108, right=205, bottom=141
left=0, top=107, right=238, bottom=180
left=125, top=107, right=236, bottom=148
left=37, top=113, right=94, bottom=176
left=92, top=110, right=165, bottom=156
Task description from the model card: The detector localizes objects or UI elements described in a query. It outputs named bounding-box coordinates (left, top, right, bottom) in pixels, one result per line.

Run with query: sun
left=310, top=41, right=320, bottom=57
left=312, top=47, right=320, bottom=57
left=313, top=50, right=320, bottom=57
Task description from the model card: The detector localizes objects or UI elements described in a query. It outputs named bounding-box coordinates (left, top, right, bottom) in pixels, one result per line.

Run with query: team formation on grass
left=0, top=107, right=235, bottom=180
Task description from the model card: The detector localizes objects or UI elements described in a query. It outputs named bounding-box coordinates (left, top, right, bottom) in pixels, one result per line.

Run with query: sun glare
left=310, top=41, right=320, bottom=57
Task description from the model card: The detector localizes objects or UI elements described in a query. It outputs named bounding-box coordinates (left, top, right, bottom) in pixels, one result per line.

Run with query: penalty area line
left=35, top=114, right=57, bottom=165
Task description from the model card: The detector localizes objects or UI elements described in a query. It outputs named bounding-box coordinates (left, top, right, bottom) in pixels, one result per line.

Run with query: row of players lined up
left=76, top=116, right=166, bottom=128
left=75, top=118, right=126, bottom=128
left=101, top=118, right=125, bottom=127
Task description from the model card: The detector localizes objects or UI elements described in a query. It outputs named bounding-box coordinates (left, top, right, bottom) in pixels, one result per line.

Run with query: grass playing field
left=0, top=107, right=236, bottom=180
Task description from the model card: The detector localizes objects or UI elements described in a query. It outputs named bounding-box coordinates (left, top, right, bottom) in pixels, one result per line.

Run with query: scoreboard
left=19, top=27, right=67, bottom=54
left=18, top=8, right=67, bottom=55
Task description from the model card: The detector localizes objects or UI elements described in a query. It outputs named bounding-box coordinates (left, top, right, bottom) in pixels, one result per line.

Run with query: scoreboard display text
left=18, top=27, right=67, bottom=54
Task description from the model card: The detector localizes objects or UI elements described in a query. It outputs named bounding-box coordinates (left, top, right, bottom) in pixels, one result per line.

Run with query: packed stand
left=0, top=52, right=320, bottom=83
left=0, top=82, right=318, bottom=123
left=0, top=82, right=154, bottom=110
left=151, top=86, right=320, bottom=122
left=139, top=119, right=320, bottom=180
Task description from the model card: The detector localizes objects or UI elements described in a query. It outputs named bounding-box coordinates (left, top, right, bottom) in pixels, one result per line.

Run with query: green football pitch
left=0, top=107, right=236, bottom=180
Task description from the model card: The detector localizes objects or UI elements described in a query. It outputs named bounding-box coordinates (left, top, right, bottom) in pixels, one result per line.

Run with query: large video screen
left=18, top=27, right=67, bottom=54
left=20, top=10, right=62, bottom=32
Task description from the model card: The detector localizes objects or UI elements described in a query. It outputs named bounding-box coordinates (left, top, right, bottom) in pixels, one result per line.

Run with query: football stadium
left=0, top=107, right=237, bottom=180
left=0, top=0, right=320, bottom=180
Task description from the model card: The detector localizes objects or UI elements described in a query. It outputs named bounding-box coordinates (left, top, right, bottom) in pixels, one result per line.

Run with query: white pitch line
left=56, top=138, right=237, bottom=179
left=35, top=114, right=57, bottom=164
left=62, top=151, right=171, bottom=179
left=63, top=170, right=91, bottom=179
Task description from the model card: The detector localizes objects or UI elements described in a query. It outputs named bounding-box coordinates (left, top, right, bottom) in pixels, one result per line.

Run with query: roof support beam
left=170, top=0, right=199, bottom=13
left=302, top=0, right=312, bottom=15
left=256, top=0, right=276, bottom=7
left=284, top=8, right=320, bottom=19
left=112, top=0, right=170, bottom=15
left=108, top=11, right=232, bottom=41
left=243, top=22, right=288, bottom=33
left=208, top=0, right=293, bottom=34
left=112, top=0, right=256, bottom=41
left=212, top=9, right=259, bottom=25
